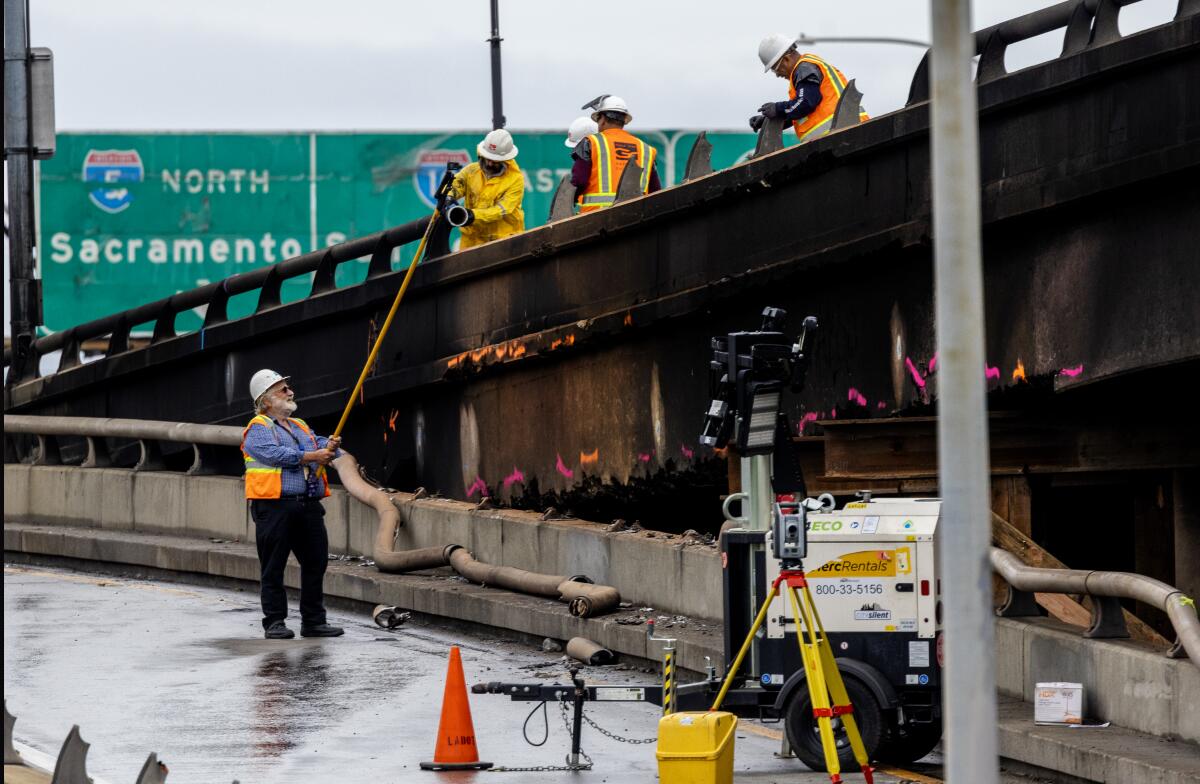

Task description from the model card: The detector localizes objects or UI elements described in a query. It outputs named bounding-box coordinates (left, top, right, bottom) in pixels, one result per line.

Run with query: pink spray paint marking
left=985, top=365, right=1000, bottom=381
left=638, top=450, right=655, bottom=464
left=1058, top=364, right=1084, bottom=378
left=501, top=467, right=525, bottom=489
left=798, top=412, right=820, bottom=434
left=877, top=401, right=888, bottom=410
left=465, top=476, right=488, bottom=498
left=555, top=453, right=574, bottom=479
left=680, top=444, right=694, bottom=460
left=847, top=388, right=868, bottom=407
left=905, top=357, right=926, bottom=389
left=928, top=353, right=939, bottom=373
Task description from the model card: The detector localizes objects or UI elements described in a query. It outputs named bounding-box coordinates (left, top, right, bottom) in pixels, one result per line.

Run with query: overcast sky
left=26, top=0, right=1179, bottom=131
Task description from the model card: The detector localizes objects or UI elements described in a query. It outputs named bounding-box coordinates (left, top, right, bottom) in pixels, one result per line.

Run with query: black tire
left=878, top=718, right=942, bottom=764
left=784, top=676, right=884, bottom=773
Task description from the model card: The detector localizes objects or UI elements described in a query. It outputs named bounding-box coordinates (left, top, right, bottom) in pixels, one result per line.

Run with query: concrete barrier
left=3, top=464, right=722, bottom=620
left=4, top=462, right=1196, bottom=745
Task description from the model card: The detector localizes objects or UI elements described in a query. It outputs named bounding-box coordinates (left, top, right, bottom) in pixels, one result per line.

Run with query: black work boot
left=301, top=623, right=345, bottom=638
left=264, top=621, right=294, bottom=640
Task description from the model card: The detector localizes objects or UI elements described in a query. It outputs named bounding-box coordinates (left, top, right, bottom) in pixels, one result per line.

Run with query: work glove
left=749, top=114, right=766, bottom=132
left=759, top=102, right=781, bottom=119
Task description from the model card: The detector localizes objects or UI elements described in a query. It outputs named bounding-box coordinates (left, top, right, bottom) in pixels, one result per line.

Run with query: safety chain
left=578, top=707, right=657, bottom=745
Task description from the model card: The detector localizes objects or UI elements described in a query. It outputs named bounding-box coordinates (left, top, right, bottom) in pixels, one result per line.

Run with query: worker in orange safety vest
left=571, top=95, right=661, bottom=214
left=751, top=34, right=869, bottom=143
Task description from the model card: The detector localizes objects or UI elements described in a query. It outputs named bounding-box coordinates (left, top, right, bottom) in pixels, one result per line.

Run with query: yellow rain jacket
left=448, top=160, right=526, bottom=249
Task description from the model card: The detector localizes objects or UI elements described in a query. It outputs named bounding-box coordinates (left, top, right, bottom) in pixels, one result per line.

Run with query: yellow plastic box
left=656, top=711, right=738, bottom=784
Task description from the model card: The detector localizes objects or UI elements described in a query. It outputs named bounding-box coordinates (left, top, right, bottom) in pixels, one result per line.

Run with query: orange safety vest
left=241, top=414, right=331, bottom=500
left=577, top=128, right=658, bottom=213
left=789, top=54, right=870, bottom=143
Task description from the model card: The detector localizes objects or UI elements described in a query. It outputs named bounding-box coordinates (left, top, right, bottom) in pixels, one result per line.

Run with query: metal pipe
left=4, top=414, right=241, bottom=446
left=488, top=0, right=505, bottom=130
left=929, top=0, right=999, bottom=781
left=4, top=0, right=39, bottom=385
left=990, top=548, right=1200, bottom=665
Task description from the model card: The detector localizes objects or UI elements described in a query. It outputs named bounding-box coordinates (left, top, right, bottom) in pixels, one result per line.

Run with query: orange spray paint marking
left=509, top=342, right=526, bottom=359
left=555, top=454, right=574, bottom=479
left=563, top=334, right=575, bottom=346
left=579, top=449, right=599, bottom=466
left=623, top=312, right=633, bottom=327
left=388, top=410, right=399, bottom=431
left=1012, top=359, right=1027, bottom=383
left=550, top=339, right=563, bottom=351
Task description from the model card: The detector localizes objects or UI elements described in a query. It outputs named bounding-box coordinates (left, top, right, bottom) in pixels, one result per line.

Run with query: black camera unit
left=699, top=307, right=817, bottom=458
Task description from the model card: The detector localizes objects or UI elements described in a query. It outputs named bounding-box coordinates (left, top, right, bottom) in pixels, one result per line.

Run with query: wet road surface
left=4, top=563, right=939, bottom=783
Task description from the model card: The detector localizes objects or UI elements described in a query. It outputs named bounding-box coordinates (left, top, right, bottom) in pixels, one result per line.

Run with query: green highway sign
left=39, top=130, right=787, bottom=333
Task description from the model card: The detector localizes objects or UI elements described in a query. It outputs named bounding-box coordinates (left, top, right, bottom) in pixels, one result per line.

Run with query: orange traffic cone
left=419, top=646, right=493, bottom=770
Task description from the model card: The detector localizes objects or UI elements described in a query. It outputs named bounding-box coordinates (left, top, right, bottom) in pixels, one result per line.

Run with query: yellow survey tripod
left=710, top=563, right=875, bottom=784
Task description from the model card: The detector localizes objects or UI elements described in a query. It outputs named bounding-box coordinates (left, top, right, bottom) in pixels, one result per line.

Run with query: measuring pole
left=488, top=0, right=505, bottom=130
left=928, top=1, right=999, bottom=782
left=4, top=0, right=38, bottom=384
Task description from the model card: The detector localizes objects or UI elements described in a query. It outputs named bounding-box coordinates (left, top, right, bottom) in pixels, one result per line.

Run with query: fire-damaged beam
left=3, top=15, right=1198, bottom=502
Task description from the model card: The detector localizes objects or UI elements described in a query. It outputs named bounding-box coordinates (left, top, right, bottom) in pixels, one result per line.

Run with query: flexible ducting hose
left=566, top=637, right=616, bottom=665
left=333, top=453, right=621, bottom=615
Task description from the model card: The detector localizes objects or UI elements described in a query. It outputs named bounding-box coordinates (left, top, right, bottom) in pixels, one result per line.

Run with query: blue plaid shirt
left=243, top=417, right=342, bottom=497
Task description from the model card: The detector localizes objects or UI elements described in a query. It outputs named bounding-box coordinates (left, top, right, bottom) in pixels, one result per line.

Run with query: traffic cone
left=419, top=646, right=493, bottom=770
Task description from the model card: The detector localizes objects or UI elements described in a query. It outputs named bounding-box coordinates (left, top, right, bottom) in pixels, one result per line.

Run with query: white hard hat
left=565, top=116, right=599, bottom=148
left=477, top=128, right=518, bottom=161
left=759, top=33, right=797, bottom=72
left=590, top=95, right=632, bottom=124
left=249, top=369, right=289, bottom=405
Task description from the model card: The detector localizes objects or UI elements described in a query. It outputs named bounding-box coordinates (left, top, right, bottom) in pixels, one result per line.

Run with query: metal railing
left=5, top=0, right=1194, bottom=389
left=993, top=548, right=1199, bottom=666
left=4, top=414, right=242, bottom=474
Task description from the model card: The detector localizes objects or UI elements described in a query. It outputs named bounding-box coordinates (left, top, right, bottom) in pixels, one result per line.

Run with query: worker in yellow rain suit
left=445, top=128, right=525, bottom=249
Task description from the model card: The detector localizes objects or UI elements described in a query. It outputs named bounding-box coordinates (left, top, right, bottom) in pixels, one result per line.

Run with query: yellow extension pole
left=332, top=211, right=440, bottom=438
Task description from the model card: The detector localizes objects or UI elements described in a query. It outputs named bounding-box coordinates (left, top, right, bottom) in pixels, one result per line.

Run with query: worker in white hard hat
left=241, top=369, right=345, bottom=640
left=751, top=34, right=869, bottom=144
left=565, top=115, right=598, bottom=150
left=443, top=128, right=526, bottom=249
left=571, top=95, right=662, bottom=214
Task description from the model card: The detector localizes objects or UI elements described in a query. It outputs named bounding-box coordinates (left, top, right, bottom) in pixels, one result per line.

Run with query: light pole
left=796, top=34, right=930, bottom=49
left=487, top=0, right=505, bottom=130
left=928, top=0, right=999, bottom=782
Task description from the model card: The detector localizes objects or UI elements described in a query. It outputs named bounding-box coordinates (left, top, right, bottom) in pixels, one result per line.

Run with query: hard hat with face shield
left=583, top=94, right=632, bottom=124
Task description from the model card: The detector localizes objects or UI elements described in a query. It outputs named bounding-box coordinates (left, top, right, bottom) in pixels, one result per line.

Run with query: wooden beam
left=991, top=512, right=1166, bottom=646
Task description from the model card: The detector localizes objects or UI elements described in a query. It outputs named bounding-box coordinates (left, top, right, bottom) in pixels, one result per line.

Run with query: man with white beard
left=242, top=369, right=345, bottom=640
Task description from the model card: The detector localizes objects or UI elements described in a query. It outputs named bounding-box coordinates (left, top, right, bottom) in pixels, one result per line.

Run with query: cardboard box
left=1034, top=682, right=1083, bottom=725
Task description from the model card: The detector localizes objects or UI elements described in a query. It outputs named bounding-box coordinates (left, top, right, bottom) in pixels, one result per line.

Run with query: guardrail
left=993, top=549, right=1200, bottom=665
left=5, top=0, right=1192, bottom=388
left=4, top=700, right=170, bottom=783
left=3, top=414, right=242, bottom=475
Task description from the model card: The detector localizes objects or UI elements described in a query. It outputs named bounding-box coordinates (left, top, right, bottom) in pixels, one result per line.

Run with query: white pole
left=929, top=1, right=999, bottom=782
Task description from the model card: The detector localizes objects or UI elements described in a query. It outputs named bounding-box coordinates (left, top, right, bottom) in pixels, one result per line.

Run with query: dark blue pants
left=250, top=498, right=329, bottom=629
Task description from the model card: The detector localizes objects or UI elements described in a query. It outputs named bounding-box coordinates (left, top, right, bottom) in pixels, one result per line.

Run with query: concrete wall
left=995, top=617, right=1198, bottom=744
left=6, top=462, right=1196, bottom=743
left=3, top=463, right=723, bottom=620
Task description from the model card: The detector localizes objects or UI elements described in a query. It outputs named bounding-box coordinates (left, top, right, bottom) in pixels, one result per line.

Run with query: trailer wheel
left=878, top=718, right=942, bottom=764
left=783, top=676, right=884, bottom=773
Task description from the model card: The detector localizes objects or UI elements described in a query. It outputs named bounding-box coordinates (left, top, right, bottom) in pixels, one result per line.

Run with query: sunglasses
left=275, top=385, right=293, bottom=394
